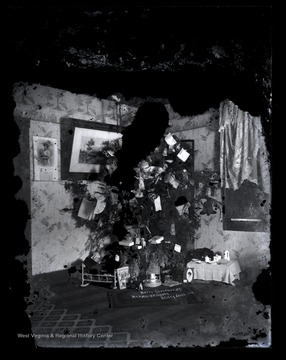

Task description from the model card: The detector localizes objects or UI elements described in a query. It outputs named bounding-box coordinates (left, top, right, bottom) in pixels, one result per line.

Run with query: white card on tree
left=165, top=133, right=177, bottom=146
left=177, top=148, right=190, bottom=162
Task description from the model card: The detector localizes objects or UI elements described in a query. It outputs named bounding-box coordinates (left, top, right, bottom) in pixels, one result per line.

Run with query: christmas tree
left=64, top=132, right=220, bottom=281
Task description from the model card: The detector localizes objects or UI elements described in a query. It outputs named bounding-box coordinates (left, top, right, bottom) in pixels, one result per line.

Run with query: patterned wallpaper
left=28, top=120, right=92, bottom=274
left=13, top=82, right=137, bottom=126
left=14, top=82, right=138, bottom=275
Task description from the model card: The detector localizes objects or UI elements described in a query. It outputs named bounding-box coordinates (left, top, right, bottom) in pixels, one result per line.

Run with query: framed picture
left=116, top=266, right=130, bottom=290
left=60, top=118, right=121, bottom=180
left=69, top=127, right=122, bottom=173
left=33, top=136, right=58, bottom=181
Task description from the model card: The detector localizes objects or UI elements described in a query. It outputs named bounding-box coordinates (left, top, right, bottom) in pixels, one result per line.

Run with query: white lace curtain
left=219, top=99, right=271, bottom=194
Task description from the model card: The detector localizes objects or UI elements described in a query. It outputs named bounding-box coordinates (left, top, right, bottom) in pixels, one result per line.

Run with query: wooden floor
left=22, top=269, right=271, bottom=349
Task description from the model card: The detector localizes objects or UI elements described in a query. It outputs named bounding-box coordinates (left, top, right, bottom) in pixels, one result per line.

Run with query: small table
left=186, top=260, right=241, bottom=286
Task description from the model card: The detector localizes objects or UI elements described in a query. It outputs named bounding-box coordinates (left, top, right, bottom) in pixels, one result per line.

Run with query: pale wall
left=173, top=123, right=271, bottom=281
left=13, top=82, right=127, bottom=275
left=29, top=120, right=93, bottom=274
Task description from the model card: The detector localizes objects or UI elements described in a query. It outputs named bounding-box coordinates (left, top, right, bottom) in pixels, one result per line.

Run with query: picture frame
left=60, top=118, right=122, bottom=180
left=116, top=266, right=130, bottom=290
left=33, top=136, right=58, bottom=181
left=69, top=127, right=122, bottom=173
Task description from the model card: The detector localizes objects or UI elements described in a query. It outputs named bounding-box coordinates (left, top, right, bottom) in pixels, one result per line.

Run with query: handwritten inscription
left=131, top=287, right=192, bottom=300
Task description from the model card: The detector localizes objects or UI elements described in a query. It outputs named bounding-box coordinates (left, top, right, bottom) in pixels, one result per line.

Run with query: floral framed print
left=69, top=127, right=122, bottom=173
left=60, top=117, right=121, bottom=180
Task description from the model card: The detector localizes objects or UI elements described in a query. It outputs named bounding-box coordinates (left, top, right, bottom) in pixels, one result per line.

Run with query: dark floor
left=24, top=269, right=271, bottom=349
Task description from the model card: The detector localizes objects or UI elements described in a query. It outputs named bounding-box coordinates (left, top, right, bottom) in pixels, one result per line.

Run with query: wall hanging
left=60, top=117, right=121, bottom=180
left=33, top=136, right=58, bottom=181
left=69, top=126, right=122, bottom=174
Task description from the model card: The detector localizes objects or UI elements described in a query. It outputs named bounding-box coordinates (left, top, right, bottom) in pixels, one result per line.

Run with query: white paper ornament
left=165, top=133, right=177, bottom=146
left=177, top=148, right=190, bottom=162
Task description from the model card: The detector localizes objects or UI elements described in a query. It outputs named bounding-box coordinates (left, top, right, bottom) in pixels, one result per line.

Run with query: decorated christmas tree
left=63, top=132, right=221, bottom=282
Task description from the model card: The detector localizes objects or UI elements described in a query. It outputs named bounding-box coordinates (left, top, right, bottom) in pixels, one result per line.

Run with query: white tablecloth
left=186, top=260, right=241, bottom=286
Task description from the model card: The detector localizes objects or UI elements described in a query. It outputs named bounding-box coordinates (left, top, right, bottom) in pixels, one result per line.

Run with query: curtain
left=219, top=99, right=271, bottom=194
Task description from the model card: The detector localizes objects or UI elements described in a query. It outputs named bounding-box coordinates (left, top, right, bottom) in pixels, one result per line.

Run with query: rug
left=107, top=284, right=203, bottom=308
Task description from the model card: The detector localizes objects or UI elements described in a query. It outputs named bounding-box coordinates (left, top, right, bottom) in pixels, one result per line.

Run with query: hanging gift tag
left=154, top=195, right=162, bottom=211
left=174, top=244, right=181, bottom=253
left=165, top=133, right=177, bottom=146
left=177, top=148, right=190, bottom=162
